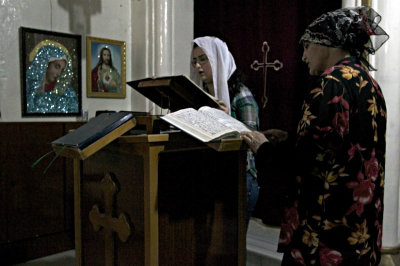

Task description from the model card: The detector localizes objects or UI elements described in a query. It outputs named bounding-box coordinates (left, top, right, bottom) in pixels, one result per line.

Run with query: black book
left=52, top=111, right=135, bottom=150
left=127, top=75, right=220, bottom=112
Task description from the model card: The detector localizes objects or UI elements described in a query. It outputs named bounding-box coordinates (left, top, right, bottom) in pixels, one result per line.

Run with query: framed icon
left=86, top=36, right=126, bottom=98
left=21, top=27, right=82, bottom=116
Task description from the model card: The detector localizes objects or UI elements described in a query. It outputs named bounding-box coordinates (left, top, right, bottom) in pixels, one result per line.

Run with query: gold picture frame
left=86, top=36, right=126, bottom=98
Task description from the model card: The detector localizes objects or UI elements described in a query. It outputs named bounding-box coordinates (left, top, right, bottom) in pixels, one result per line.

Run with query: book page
left=198, top=106, right=251, bottom=132
left=161, top=108, right=237, bottom=142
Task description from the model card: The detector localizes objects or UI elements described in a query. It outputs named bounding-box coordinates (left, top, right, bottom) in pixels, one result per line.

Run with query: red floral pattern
left=319, top=248, right=343, bottom=266
left=277, top=57, right=386, bottom=265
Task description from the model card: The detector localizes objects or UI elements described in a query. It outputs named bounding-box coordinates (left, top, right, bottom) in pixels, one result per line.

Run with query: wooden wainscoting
left=0, top=122, right=84, bottom=265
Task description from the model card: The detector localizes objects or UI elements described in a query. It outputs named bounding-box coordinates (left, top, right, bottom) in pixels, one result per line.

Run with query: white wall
left=0, top=0, right=193, bottom=121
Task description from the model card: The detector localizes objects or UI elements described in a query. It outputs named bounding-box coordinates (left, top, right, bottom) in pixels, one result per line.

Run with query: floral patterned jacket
left=256, top=57, right=386, bottom=265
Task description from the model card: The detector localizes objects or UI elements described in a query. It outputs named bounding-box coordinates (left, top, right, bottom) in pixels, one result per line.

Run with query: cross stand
left=89, top=172, right=132, bottom=266
left=250, top=41, right=283, bottom=108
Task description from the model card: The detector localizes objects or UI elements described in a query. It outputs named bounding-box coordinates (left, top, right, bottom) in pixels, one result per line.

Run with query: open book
left=160, top=106, right=251, bottom=142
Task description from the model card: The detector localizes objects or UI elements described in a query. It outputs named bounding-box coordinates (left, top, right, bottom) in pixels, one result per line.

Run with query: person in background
left=242, top=6, right=389, bottom=265
left=191, top=36, right=260, bottom=228
left=26, top=40, right=79, bottom=114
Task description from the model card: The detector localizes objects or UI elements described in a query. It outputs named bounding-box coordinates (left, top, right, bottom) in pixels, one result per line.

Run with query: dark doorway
left=194, top=0, right=342, bottom=226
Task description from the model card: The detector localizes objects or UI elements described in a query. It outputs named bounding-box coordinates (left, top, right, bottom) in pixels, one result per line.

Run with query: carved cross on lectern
left=250, top=41, right=283, bottom=108
left=89, top=173, right=132, bottom=266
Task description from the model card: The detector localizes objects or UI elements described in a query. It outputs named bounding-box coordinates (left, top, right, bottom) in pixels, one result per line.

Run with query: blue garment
left=246, top=171, right=259, bottom=228
left=25, top=40, right=79, bottom=114
left=231, top=84, right=259, bottom=178
left=230, top=83, right=260, bottom=229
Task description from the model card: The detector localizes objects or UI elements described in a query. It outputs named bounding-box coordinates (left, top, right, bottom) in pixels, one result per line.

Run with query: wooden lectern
left=55, top=116, right=247, bottom=265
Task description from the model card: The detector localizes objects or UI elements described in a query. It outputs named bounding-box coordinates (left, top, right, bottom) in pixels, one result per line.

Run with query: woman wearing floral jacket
left=242, top=6, right=389, bottom=266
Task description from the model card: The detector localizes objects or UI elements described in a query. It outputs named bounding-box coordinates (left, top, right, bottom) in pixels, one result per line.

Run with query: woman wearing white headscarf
left=191, top=36, right=260, bottom=228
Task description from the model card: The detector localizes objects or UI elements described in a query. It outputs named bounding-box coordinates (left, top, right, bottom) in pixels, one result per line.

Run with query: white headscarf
left=190, top=36, right=236, bottom=111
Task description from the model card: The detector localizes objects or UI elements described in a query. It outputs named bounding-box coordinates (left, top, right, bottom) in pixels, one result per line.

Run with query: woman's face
left=302, top=42, right=329, bottom=76
left=45, top=59, right=66, bottom=84
left=192, top=46, right=213, bottom=85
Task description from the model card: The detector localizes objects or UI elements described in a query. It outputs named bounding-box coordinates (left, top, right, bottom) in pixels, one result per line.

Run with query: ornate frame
left=86, top=36, right=126, bottom=98
left=21, top=27, right=82, bottom=116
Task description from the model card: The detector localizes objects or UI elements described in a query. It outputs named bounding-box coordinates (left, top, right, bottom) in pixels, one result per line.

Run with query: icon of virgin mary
left=25, top=40, right=79, bottom=114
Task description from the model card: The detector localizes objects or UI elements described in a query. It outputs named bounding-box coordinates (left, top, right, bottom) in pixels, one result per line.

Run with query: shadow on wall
left=57, top=0, right=101, bottom=36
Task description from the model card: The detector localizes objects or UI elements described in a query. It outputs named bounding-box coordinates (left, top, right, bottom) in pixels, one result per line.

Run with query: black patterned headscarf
left=300, top=6, right=389, bottom=70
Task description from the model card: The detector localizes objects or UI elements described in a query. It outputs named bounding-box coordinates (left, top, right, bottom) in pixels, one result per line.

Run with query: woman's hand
left=263, top=129, right=288, bottom=144
left=240, top=131, right=269, bottom=153
left=216, top=100, right=229, bottom=114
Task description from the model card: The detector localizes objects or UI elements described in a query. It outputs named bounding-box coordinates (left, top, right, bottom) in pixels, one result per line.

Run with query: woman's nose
left=301, top=51, right=306, bottom=62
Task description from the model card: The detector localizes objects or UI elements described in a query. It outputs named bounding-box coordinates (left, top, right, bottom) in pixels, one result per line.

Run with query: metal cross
left=250, top=41, right=283, bottom=108
left=89, top=173, right=132, bottom=266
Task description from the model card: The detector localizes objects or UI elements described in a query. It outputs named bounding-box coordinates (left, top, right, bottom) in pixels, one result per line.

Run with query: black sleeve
left=255, top=132, right=295, bottom=177
left=253, top=132, right=296, bottom=225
